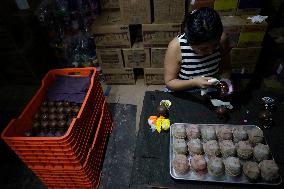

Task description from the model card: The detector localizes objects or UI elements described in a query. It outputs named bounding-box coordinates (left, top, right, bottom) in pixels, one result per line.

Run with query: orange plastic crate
left=46, top=183, right=95, bottom=189
left=17, top=102, right=110, bottom=165
left=7, top=88, right=105, bottom=148
left=33, top=111, right=111, bottom=188
left=39, top=175, right=96, bottom=186
left=40, top=175, right=95, bottom=184
left=8, top=93, right=104, bottom=148
left=1, top=68, right=112, bottom=188
left=14, top=100, right=106, bottom=158
left=2, top=67, right=106, bottom=145
left=20, top=103, right=110, bottom=170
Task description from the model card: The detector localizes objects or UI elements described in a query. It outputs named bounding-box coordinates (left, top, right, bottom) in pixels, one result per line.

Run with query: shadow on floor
left=0, top=84, right=46, bottom=189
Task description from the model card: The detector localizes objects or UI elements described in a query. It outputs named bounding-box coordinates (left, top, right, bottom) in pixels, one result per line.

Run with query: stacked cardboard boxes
left=91, top=11, right=135, bottom=84
left=144, top=68, right=165, bottom=85
left=91, top=11, right=131, bottom=49
left=123, top=42, right=150, bottom=68
left=92, top=0, right=267, bottom=85
left=103, top=68, right=136, bottom=84
left=142, top=23, right=181, bottom=48
left=151, top=48, right=167, bottom=68
left=238, top=16, right=267, bottom=47
left=222, top=16, right=243, bottom=48
left=214, top=0, right=239, bottom=16
left=142, top=0, right=184, bottom=84
left=154, top=0, right=185, bottom=23
left=225, top=16, right=267, bottom=74
left=190, top=0, right=264, bottom=16
left=91, top=0, right=183, bottom=85
left=230, top=47, right=262, bottom=74
left=96, top=48, right=124, bottom=69
left=100, top=0, right=120, bottom=10
left=119, top=0, right=151, bottom=24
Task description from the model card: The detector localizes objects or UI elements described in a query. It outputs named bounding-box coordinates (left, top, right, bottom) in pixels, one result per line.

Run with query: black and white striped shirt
left=178, top=33, right=221, bottom=80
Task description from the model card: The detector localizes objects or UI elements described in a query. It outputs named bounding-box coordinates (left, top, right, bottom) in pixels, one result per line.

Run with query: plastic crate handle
left=92, top=102, right=105, bottom=151
left=67, top=69, right=94, bottom=76
left=82, top=102, right=106, bottom=168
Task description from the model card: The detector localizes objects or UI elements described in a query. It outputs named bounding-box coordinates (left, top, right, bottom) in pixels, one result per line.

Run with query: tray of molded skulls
left=169, top=123, right=282, bottom=185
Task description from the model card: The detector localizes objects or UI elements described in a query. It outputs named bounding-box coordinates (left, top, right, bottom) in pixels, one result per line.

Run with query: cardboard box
left=119, top=0, right=151, bottom=24
left=214, top=0, right=238, bottom=10
left=236, top=8, right=261, bottom=16
left=221, top=16, right=243, bottom=47
left=217, top=9, right=236, bottom=16
left=154, top=0, right=185, bottom=23
left=100, top=0, right=119, bottom=9
left=214, top=0, right=238, bottom=16
left=189, top=0, right=215, bottom=12
left=230, top=46, right=262, bottom=74
left=142, top=23, right=181, bottom=48
left=237, top=16, right=268, bottom=47
left=90, top=11, right=131, bottom=48
left=96, top=48, right=124, bottom=69
left=230, top=47, right=262, bottom=67
left=151, top=48, right=167, bottom=68
left=144, top=68, right=164, bottom=85
left=123, top=43, right=150, bottom=68
left=103, top=68, right=135, bottom=84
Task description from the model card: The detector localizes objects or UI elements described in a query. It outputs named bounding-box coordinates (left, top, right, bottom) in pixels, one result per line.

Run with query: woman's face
left=191, top=40, right=220, bottom=55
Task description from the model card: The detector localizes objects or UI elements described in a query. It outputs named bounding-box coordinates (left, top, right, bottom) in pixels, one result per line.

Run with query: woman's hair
left=184, top=7, right=223, bottom=45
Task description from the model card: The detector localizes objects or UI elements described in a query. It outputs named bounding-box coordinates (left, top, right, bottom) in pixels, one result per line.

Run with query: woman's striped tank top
left=177, top=33, right=221, bottom=80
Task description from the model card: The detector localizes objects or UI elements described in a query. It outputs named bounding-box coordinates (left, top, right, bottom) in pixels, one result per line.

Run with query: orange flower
left=149, top=116, right=158, bottom=124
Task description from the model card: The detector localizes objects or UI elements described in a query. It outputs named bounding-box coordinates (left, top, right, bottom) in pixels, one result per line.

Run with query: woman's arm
left=219, top=33, right=232, bottom=79
left=164, top=38, right=213, bottom=91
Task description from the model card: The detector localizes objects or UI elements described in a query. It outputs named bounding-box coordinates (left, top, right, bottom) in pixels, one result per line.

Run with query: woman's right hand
left=192, top=77, right=214, bottom=89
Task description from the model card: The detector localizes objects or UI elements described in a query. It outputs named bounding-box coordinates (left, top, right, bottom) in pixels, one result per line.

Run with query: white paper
left=208, top=78, right=220, bottom=85
left=247, top=15, right=268, bottom=23
left=210, top=99, right=234, bottom=110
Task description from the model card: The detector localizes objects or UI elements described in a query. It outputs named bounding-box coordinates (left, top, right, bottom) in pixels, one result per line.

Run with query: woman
left=164, top=7, right=232, bottom=92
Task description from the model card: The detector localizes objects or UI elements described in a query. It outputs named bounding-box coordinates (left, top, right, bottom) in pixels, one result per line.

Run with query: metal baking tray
left=169, top=123, right=282, bottom=185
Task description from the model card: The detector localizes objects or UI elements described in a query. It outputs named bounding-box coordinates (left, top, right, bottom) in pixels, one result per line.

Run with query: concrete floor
left=103, top=78, right=164, bottom=133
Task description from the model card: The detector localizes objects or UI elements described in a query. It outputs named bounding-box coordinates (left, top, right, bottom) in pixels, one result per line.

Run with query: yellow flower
left=161, top=119, right=171, bottom=131
left=156, top=118, right=162, bottom=133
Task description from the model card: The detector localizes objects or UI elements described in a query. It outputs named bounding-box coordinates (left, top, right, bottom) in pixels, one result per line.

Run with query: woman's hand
left=192, top=77, right=214, bottom=89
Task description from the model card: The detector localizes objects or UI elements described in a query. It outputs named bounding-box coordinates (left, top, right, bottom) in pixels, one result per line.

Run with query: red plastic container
left=33, top=108, right=111, bottom=188
left=18, top=102, right=109, bottom=166
left=2, top=67, right=106, bottom=145
left=14, top=100, right=107, bottom=165
left=1, top=68, right=113, bottom=188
